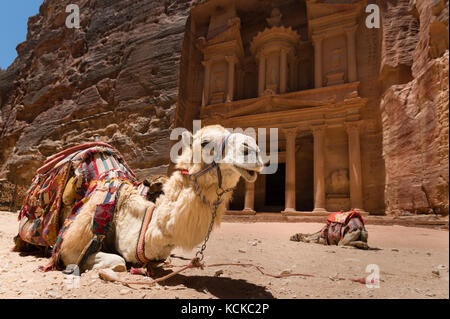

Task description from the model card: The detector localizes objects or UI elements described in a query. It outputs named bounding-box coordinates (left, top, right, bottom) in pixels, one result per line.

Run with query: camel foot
left=130, top=267, right=147, bottom=276
left=84, top=252, right=127, bottom=272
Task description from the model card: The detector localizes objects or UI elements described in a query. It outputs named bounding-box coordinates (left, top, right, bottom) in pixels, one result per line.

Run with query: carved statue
left=266, top=8, right=282, bottom=27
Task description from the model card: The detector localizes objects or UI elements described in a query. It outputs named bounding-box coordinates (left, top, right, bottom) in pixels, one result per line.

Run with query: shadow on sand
left=151, top=267, right=275, bottom=299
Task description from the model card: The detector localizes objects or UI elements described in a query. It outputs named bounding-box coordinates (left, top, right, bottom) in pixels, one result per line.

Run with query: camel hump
left=138, top=174, right=168, bottom=202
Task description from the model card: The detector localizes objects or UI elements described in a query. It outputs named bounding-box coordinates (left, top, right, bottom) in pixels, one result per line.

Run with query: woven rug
left=18, top=145, right=139, bottom=252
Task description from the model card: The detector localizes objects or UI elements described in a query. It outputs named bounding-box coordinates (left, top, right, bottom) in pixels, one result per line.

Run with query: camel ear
left=174, top=130, right=193, bottom=170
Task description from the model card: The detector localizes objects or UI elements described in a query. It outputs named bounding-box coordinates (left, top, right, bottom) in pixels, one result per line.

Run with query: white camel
left=58, top=125, right=264, bottom=272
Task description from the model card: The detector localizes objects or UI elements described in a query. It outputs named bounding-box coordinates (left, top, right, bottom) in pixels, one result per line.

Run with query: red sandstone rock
left=0, top=0, right=448, bottom=216
left=380, top=0, right=449, bottom=215
left=0, top=0, right=192, bottom=188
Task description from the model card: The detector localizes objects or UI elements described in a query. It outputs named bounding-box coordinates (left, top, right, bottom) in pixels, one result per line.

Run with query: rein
left=99, top=259, right=368, bottom=288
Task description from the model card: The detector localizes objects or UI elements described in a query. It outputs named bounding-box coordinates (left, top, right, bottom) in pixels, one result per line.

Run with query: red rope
left=99, top=258, right=367, bottom=287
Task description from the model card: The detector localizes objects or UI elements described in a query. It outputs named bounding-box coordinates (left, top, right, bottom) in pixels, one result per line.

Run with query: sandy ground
left=0, top=211, right=448, bottom=299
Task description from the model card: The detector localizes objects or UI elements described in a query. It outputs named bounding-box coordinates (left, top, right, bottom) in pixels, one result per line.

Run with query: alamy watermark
left=64, top=3, right=381, bottom=30
left=365, top=4, right=381, bottom=29
left=66, top=4, right=80, bottom=29
left=170, top=120, right=279, bottom=174
left=63, top=264, right=81, bottom=289
left=365, top=264, right=381, bottom=288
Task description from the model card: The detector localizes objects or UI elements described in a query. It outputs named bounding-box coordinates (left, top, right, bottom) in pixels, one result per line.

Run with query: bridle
left=180, top=134, right=235, bottom=206
left=180, top=134, right=236, bottom=260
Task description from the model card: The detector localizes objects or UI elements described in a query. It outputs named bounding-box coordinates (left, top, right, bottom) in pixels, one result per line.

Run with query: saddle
left=16, top=143, right=144, bottom=270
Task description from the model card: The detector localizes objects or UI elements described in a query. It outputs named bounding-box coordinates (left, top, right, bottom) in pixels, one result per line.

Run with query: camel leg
left=338, top=229, right=361, bottom=247
left=347, top=241, right=369, bottom=250
left=290, top=230, right=322, bottom=243
left=339, top=230, right=369, bottom=249
left=360, top=229, right=368, bottom=242
left=59, top=190, right=110, bottom=269
left=83, top=252, right=127, bottom=272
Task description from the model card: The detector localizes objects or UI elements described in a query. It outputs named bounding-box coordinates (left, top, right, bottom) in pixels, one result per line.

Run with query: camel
left=56, top=125, right=264, bottom=272
left=290, top=210, right=370, bottom=249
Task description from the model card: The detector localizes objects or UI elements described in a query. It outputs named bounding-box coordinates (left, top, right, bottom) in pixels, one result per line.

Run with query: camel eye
left=201, top=141, right=209, bottom=148
left=243, top=143, right=249, bottom=156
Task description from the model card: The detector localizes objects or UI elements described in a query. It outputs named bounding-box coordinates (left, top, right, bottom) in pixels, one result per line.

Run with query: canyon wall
left=0, top=0, right=448, bottom=215
left=0, top=0, right=192, bottom=190
left=379, top=0, right=449, bottom=215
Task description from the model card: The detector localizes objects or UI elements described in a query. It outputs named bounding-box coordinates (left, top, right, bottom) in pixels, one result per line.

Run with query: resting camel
left=290, top=211, right=370, bottom=249
left=57, top=125, right=264, bottom=272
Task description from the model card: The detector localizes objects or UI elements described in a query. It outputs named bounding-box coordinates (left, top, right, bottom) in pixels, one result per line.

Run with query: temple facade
left=176, top=0, right=386, bottom=215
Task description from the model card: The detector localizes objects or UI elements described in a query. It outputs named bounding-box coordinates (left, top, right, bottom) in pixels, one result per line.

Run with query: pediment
left=306, top=0, right=365, bottom=20
left=224, top=95, right=335, bottom=118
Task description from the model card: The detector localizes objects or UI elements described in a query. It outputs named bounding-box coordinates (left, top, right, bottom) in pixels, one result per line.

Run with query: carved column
left=258, top=54, right=266, bottom=96
left=280, top=49, right=288, bottom=94
left=311, top=125, right=327, bottom=213
left=225, top=56, right=237, bottom=102
left=346, top=27, right=358, bottom=83
left=243, top=181, right=255, bottom=212
left=201, top=60, right=212, bottom=106
left=282, top=128, right=297, bottom=212
left=289, top=57, right=298, bottom=92
left=345, top=122, right=364, bottom=212
left=312, top=36, right=323, bottom=89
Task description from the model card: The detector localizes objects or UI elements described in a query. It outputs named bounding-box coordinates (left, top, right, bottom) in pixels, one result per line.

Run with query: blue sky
left=0, top=0, right=44, bottom=69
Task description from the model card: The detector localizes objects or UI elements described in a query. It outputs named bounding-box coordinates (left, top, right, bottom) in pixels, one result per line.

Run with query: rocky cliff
left=0, top=0, right=448, bottom=215
left=379, top=0, right=449, bottom=215
left=0, top=0, right=192, bottom=189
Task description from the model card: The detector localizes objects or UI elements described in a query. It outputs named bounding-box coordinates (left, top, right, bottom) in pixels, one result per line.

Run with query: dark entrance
left=264, top=163, right=285, bottom=211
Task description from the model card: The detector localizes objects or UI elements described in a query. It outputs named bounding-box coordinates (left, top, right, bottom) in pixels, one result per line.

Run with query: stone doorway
left=295, top=136, right=314, bottom=211
left=264, top=163, right=285, bottom=212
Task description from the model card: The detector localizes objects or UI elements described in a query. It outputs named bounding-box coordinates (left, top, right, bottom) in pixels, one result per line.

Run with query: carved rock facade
left=0, top=0, right=448, bottom=216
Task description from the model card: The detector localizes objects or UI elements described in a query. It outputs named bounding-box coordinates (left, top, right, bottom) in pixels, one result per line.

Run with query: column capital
left=201, top=60, right=213, bottom=68
left=344, top=121, right=363, bottom=133
left=311, top=35, right=324, bottom=44
left=345, top=25, right=358, bottom=37
left=281, top=127, right=298, bottom=138
left=256, top=52, right=266, bottom=60
left=310, top=124, right=327, bottom=136
left=280, top=47, right=289, bottom=55
left=225, top=55, right=239, bottom=64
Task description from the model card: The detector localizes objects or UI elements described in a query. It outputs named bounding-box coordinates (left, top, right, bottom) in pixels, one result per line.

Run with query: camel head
left=176, top=125, right=264, bottom=187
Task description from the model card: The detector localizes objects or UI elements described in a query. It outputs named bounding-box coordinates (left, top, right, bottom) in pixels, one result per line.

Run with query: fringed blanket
left=17, top=143, right=145, bottom=268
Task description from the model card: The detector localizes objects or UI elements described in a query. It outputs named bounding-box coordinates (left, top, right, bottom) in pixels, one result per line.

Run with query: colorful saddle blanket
left=18, top=144, right=138, bottom=255
left=320, top=210, right=365, bottom=245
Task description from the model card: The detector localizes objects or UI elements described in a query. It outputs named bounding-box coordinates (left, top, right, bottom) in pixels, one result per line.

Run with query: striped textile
left=18, top=145, right=138, bottom=257
left=321, top=211, right=366, bottom=245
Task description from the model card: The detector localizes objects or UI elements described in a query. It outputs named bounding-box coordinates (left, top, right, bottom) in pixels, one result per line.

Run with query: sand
left=0, top=211, right=448, bottom=299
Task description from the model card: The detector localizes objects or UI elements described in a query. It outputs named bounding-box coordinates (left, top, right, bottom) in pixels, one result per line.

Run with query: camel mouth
left=233, top=165, right=259, bottom=182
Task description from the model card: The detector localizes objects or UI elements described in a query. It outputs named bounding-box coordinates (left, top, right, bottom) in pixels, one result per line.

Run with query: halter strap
left=180, top=134, right=231, bottom=180
left=136, top=203, right=156, bottom=265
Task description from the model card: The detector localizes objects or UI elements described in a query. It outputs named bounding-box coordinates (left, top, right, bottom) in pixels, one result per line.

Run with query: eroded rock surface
left=380, top=0, right=449, bottom=215
left=0, top=0, right=448, bottom=215
left=0, top=0, right=192, bottom=191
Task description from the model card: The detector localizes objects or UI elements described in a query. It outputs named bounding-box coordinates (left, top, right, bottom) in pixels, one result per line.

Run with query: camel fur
left=56, top=125, right=264, bottom=272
